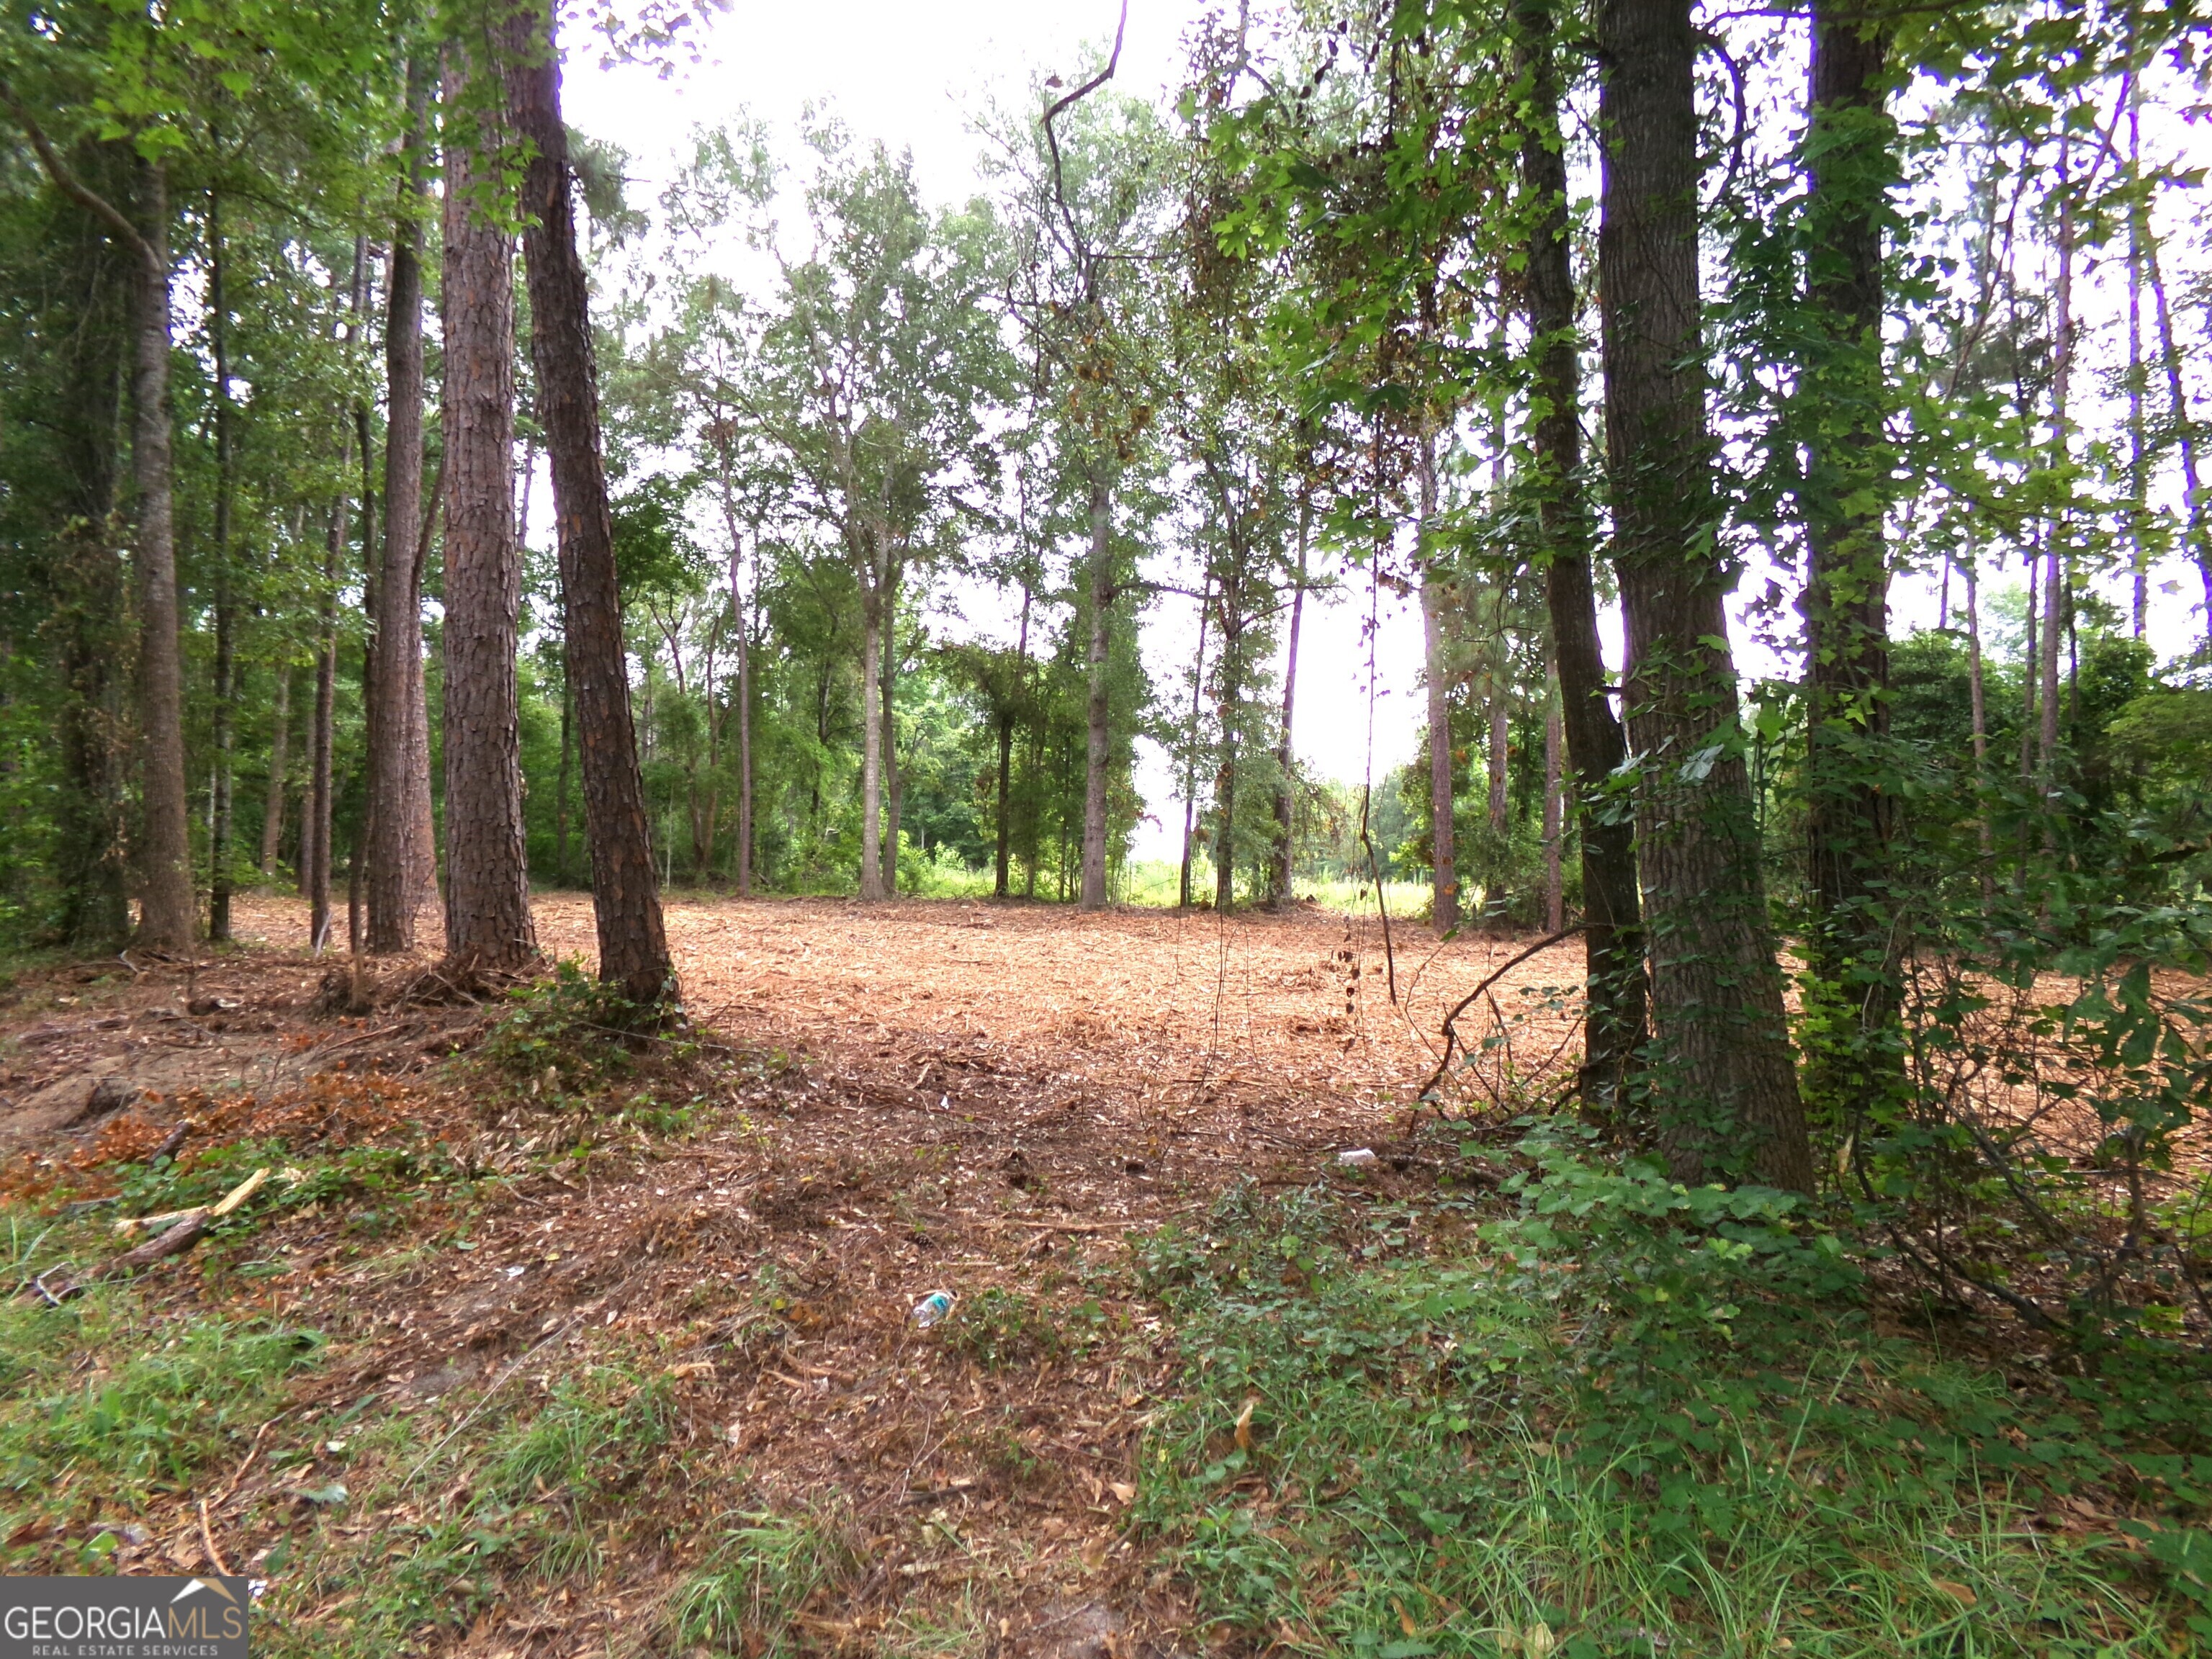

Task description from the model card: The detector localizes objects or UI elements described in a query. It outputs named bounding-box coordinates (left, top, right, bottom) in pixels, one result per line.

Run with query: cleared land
left=0, top=896, right=1578, bottom=1656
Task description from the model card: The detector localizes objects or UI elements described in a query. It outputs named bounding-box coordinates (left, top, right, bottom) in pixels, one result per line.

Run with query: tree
left=367, top=57, right=436, bottom=954
left=1598, top=0, right=1812, bottom=1190
left=438, top=3, right=536, bottom=979
left=508, top=0, right=671, bottom=1004
left=1512, top=0, right=1644, bottom=1098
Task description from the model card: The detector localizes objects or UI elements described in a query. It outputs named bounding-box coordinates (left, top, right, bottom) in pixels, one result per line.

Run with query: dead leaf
left=1931, top=1578, right=1977, bottom=1607
left=1108, top=1481, right=1136, bottom=1505
left=1233, top=1396, right=1257, bottom=1452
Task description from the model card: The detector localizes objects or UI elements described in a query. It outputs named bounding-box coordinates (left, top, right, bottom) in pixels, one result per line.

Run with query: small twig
left=197, top=1498, right=232, bottom=1578
left=215, top=1416, right=283, bottom=1507
left=1416, top=925, right=1586, bottom=1118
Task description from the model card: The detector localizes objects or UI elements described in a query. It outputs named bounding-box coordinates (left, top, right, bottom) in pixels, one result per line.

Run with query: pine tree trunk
left=1419, top=433, right=1458, bottom=935
left=1800, top=1, right=1899, bottom=1119
left=730, top=539, right=753, bottom=896
left=1517, top=0, right=1644, bottom=1095
left=1269, top=490, right=1308, bottom=907
left=307, top=487, right=342, bottom=949
left=510, top=0, right=670, bottom=1000
left=367, top=60, right=432, bottom=953
left=1542, top=666, right=1565, bottom=935
left=261, top=665, right=290, bottom=878
left=1080, top=472, right=1113, bottom=909
left=1599, top=0, right=1811, bottom=1190
left=207, top=191, right=237, bottom=943
left=1213, top=592, right=1241, bottom=915
left=440, top=26, right=536, bottom=979
left=126, top=162, right=196, bottom=952
left=871, top=579, right=889, bottom=898
left=858, top=580, right=886, bottom=901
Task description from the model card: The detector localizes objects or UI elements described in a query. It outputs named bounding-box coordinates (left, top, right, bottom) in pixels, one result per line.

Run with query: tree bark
left=207, top=191, right=237, bottom=943
left=867, top=579, right=894, bottom=898
left=1419, top=432, right=1459, bottom=935
left=1542, top=665, right=1564, bottom=935
left=1269, top=488, right=1308, bottom=907
left=1080, top=471, right=1114, bottom=909
left=1518, top=0, right=1645, bottom=1099
left=997, top=583, right=1030, bottom=900
left=1599, top=0, right=1812, bottom=1190
left=260, top=663, right=290, bottom=878
left=1799, top=1, right=1899, bottom=1120
left=858, top=576, right=886, bottom=901
left=440, top=24, right=537, bottom=979
left=2038, top=138, right=2072, bottom=814
left=510, top=0, right=670, bottom=1001
left=367, top=60, right=433, bottom=953
left=731, top=539, right=754, bottom=896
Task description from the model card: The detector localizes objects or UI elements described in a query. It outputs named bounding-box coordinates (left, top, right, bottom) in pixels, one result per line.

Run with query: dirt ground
left=0, top=894, right=1585, bottom=1657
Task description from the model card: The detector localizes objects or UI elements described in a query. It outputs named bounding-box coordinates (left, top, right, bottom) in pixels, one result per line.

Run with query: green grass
left=666, top=1507, right=863, bottom=1656
left=1130, top=1151, right=2212, bottom=1658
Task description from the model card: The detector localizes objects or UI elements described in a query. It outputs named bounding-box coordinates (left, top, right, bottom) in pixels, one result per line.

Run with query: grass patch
left=666, top=1506, right=863, bottom=1655
left=1133, top=1130, right=2212, bottom=1657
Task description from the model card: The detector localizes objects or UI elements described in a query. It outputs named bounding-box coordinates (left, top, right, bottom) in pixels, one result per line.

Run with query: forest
left=1, top=0, right=2211, bottom=1653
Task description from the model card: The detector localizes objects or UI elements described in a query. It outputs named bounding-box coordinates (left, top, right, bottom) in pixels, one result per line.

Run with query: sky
left=552, top=1, right=2207, bottom=866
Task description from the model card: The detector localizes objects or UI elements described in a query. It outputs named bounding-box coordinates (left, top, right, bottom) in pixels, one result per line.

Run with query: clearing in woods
left=0, top=896, right=1577, bottom=1655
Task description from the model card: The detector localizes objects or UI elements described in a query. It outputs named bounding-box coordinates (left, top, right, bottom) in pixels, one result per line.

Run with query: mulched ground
left=0, top=894, right=1581, bottom=1658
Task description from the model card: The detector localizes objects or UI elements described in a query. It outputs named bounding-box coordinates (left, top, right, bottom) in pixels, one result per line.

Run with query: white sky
left=555, top=1, right=2206, bottom=866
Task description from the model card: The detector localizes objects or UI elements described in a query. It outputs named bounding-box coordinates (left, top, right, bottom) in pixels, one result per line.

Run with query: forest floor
left=0, top=896, right=2205, bottom=1658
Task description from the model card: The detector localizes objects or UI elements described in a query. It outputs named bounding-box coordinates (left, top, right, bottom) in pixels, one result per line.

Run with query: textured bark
left=1079, top=472, right=1112, bottom=909
left=367, top=61, right=433, bottom=953
left=48, top=178, right=132, bottom=946
left=1599, top=0, right=1811, bottom=1190
left=129, top=163, right=194, bottom=952
left=259, top=665, right=290, bottom=877
left=729, top=541, right=754, bottom=896
left=871, top=584, right=889, bottom=898
left=1269, top=490, right=1309, bottom=908
left=1418, top=433, right=1458, bottom=934
left=1542, top=670, right=1565, bottom=935
left=440, top=27, right=537, bottom=979
left=307, top=489, right=343, bottom=950
left=858, top=588, right=886, bottom=901
left=207, top=192, right=237, bottom=943
left=1518, top=0, right=1645, bottom=1097
left=996, top=585, right=1030, bottom=900
left=510, top=0, right=670, bottom=1002
left=1800, top=4, right=1899, bottom=1118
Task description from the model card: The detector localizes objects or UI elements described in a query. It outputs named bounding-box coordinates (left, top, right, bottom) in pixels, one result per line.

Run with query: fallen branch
left=106, top=1214, right=207, bottom=1274
left=1414, top=925, right=1585, bottom=1122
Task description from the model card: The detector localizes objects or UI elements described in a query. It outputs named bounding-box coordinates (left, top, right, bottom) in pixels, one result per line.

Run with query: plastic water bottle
left=911, top=1290, right=956, bottom=1328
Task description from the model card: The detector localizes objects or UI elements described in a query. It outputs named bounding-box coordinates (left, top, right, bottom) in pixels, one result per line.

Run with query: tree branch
left=0, top=83, right=161, bottom=276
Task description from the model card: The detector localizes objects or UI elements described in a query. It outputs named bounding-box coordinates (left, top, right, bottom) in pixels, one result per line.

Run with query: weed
left=1133, top=1129, right=2212, bottom=1657
left=665, top=1507, right=862, bottom=1656
left=477, top=957, right=662, bottom=1093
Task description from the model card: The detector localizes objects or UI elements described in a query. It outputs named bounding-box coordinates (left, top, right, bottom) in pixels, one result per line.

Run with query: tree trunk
left=440, top=26, right=537, bottom=979
left=1799, top=1, right=1899, bottom=1122
left=1419, top=433, right=1459, bottom=935
left=2038, top=140, right=2072, bottom=814
left=1269, top=489, right=1308, bottom=907
left=730, top=538, right=753, bottom=896
left=207, top=191, right=237, bottom=943
left=996, top=583, right=1030, bottom=900
left=125, top=163, right=195, bottom=952
left=858, top=575, right=886, bottom=901
left=880, top=578, right=900, bottom=894
left=1542, top=666, right=1565, bottom=935
left=367, top=60, right=432, bottom=953
left=511, top=0, right=670, bottom=999
left=1180, top=573, right=1212, bottom=910
left=555, top=639, right=572, bottom=885
left=1964, top=551, right=1995, bottom=906
left=1080, top=471, right=1113, bottom=909
left=260, top=664, right=290, bottom=878
left=1213, top=596, right=1241, bottom=915
left=1599, top=0, right=1812, bottom=1190
left=1518, top=0, right=1644, bottom=1097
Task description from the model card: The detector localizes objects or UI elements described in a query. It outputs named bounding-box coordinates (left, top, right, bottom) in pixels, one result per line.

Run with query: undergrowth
left=1133, top=1122, right=2212, bottom=1658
